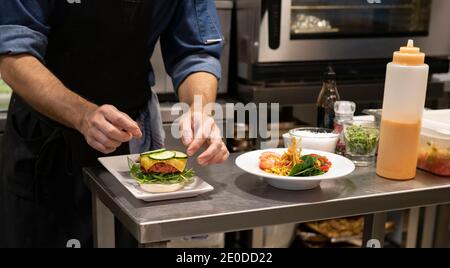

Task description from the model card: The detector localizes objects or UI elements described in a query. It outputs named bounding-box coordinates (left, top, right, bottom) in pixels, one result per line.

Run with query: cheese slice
left=140, top=156, right=187, bottom=172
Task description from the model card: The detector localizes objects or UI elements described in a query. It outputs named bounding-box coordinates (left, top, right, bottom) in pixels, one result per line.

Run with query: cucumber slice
left=140, top=148, right=166, bottom=156
left=127, top=157, right=136, bottom=169
left=173, top=151, right=188, bottom=159
left=148, top=150, right=175, bottom=160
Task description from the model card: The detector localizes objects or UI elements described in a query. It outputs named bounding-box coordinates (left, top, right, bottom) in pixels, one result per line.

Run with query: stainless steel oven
left=236, top=0, right=450, bottom=81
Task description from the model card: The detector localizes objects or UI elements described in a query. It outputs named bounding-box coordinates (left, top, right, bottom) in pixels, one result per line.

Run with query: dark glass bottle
left=317, top=69, right=341, bottom=129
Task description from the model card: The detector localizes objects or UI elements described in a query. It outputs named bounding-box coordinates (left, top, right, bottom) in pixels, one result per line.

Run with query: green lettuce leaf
left=130, top=163, right=195, bottom=185
left=289, top=155, right=325, bottom=177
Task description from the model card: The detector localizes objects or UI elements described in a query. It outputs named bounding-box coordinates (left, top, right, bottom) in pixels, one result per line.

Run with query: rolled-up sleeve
left=160, top=0, right=224, bottom=93
left=0, top=0, right=51, bottom=62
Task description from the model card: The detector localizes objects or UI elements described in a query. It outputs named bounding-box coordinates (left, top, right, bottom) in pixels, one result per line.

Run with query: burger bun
left=139, top=182, right=186, bottom=193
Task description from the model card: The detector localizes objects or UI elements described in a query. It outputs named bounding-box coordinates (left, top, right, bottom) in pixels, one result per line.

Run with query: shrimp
left=259, top=152, right=281, bottom=170
left=259, top=158, right=277, bottom=170
left=260, top=152, right=281, bottom=160
left=259, top=137, right=303, bottom=175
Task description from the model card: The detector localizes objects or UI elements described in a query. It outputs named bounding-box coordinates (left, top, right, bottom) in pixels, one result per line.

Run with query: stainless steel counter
left=84, top=154, right=450, bottom=248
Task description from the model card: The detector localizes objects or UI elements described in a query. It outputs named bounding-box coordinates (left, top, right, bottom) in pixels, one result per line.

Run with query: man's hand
left=78, top=104, right=142, bottom=154
left=179, top=110, right=229, bottom=166
left=177, top=72, right=228, bottom=166
left=0, top=55, right=143, bottom=154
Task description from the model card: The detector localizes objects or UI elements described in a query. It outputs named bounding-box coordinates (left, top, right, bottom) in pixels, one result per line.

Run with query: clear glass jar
left=344, top=120, right=380, bottom=167
left=334, top=101, right=356, bottom=155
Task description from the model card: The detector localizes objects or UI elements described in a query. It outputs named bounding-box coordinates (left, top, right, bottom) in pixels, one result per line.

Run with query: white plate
left=235, top=149, right=355, bottom=191
left=98, top=154, right=214, bottom=202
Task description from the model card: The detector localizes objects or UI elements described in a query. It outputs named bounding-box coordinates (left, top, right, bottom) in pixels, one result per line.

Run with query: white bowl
left=287, top=128, right=339, bottom=153
left=235, top=148, right=356, bottom=191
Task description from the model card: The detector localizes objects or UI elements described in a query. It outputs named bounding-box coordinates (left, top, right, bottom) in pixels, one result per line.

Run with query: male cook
left=0, top=0, right=229, bottom=247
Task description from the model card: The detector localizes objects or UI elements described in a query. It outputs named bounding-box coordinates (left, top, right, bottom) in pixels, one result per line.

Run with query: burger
left=128, top=149, right=195, bottom=193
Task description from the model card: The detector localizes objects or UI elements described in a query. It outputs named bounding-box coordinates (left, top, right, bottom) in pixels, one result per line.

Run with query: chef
left=0, top=0, right=229, bottom=247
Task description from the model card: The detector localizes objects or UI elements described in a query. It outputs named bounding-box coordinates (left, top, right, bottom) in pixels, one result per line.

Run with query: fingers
left=90, top=127, right=122, bottom=149
left=101, top=105, right=142, bottom=138
left=94, top=116, right=132, bottom=143
left=182, top=111, right=229, bottom=165
left=81, top=104, right=142, bottom=154
left=120, top=111, right=142, bottom=137
left=196, top=123, right=229, bottom=166
left=197, top=140, right=228, bottom=166
left=186, top=114, right=214, bottom=156
left=85, top=136, right=116, bottom=154
left=207, top=145, right=230, bottom=165
left=187, top=135, right=207, bottom=156
left=197, top=125, right=229, bottom=166
left=179, top=113, right=193, bottom=147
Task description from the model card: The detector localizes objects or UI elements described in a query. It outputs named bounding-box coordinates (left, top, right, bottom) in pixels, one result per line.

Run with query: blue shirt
left=0, top=0, right=223, bottom=92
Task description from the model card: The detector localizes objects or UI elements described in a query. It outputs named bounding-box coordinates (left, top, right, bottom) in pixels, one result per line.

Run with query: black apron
left=0, top=0, right=153, bottom=248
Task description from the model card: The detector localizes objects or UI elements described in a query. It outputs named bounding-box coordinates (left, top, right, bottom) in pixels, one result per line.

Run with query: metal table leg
left=251, top=228, right=265, bottom=248
left=433, top=204, right=450, bottom=248
left=406, top=207, right=420, bottom=248
left=421, top=205, right=437, bottom=248
left=363, top=213, right=387, bottom=248
left=92, top=193, right=116, bottom=248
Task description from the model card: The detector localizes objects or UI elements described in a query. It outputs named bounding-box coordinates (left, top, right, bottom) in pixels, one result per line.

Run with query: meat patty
left=147, top=163, right=179, bottom=174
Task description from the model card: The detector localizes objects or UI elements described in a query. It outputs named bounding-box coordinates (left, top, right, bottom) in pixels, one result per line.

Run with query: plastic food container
left=417, top=110, right=450, bottom=176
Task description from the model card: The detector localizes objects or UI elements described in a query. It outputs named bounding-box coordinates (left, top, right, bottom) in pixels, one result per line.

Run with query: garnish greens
left=128, top=157, right=195, bottom=185
left=344, top=125, right=379, bottom=155
left=289, top=155, right=328, bottom=177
